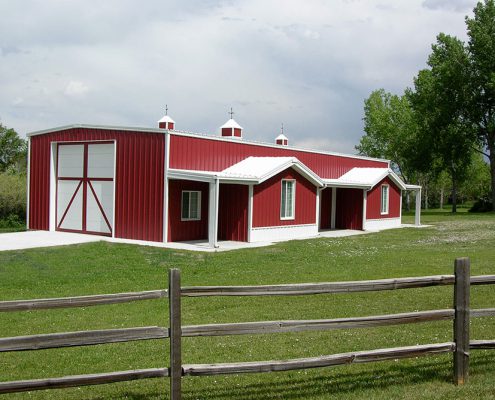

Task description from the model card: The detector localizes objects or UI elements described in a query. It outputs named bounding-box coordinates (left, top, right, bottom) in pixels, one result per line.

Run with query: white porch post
left=247, top=184, right=253, bottom=242
left=362, top=190, right=367, bottom=230
left=316, top=188, right=321, bottom=231
left=415, top=188, right=421, bottom=226
left=331, top=187, right=337, bottom=230
left=208, top=178, right=220, bottom=248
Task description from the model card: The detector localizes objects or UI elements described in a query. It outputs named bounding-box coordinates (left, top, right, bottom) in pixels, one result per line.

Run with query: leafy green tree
left=0, top=123, right=26, bottom=173
left=356, top=89, right=417, bottom=183
left=466, top=0, right=495, bottom=210
left=409, top=34, right=474, bottom=212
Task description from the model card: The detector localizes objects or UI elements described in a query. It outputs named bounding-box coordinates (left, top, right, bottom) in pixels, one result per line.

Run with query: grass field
left=0, top=210, right=494, bottom=399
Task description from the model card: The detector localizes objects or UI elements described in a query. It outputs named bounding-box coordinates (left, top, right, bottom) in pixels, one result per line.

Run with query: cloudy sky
left=0, top=0, right=477, bottom=153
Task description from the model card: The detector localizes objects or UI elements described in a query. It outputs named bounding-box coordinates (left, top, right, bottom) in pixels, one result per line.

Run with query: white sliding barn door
left=56, top=142, right=115, bottom=236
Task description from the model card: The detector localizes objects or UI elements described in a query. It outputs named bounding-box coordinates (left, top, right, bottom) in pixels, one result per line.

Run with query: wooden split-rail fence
left=0, top=257, right=494, bottom=398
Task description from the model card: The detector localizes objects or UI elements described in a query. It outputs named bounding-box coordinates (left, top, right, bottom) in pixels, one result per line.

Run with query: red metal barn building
left=27, top=114, right=421, bottom=247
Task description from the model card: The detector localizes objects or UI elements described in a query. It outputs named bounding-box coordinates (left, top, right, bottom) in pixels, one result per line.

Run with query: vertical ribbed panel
left=335, top=188, right=363, bottom=230
left=218, top=184, right=248, bottom=242
left=252, top=168, right=316, bottom=228
left=320, top=188, right=333, bottom=229
left=28, top=128, right=165, bottom=242
left=167, top=180, right=209, bottom=242
left=169, top=135, right=387, bottom=179
left=366, top=177, right=401, bottom=219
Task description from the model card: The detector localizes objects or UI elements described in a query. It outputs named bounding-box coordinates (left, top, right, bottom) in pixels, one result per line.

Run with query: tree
left=409, top=34, right=474, bottom=213
left=466, top=0, right=495, bottom=210
left=356, top=89, right=417, bottom=183
left=0, top=123, right=26, bottom=173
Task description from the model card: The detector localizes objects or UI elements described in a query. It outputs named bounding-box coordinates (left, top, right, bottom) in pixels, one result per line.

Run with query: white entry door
left=56, top=142, right=115, bottom=236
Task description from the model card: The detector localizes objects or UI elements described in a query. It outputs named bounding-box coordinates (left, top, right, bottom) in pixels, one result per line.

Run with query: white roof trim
left=324, top=167, right=407, bottom=191
left=25, top=124, right=389, bottom=164
left=405, top=184, right=422, bottom=190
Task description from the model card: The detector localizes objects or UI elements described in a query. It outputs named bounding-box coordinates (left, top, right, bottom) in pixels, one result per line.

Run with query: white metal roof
left=323, top=167, right=407, bottom=190
left=168, top=156, right=324, bottom=187
left=220, top=118, right=243, bottom=130
left=275, top=133, right=288, bottom=141
left=157, top=115, right=175, bottom=123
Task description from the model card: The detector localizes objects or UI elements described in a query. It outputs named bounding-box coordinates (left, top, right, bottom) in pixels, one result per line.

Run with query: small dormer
left=158, top=106, right=175, bottom=130
left=275, top=133, right=288, bottom=146
left=220, top=108, right=243, bottom=139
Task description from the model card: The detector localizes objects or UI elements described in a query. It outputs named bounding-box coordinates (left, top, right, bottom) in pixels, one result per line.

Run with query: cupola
left=220, top=108, right=243, bottom=139
left=158, top=105, right=175, bottom=130
left=275, top=124, right=288, bottom=146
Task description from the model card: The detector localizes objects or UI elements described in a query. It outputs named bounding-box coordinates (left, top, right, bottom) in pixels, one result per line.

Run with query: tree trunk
left=406, top=192, right=410, bottom=212
left=452, top=175, right=458, bottom=213
left=490, top=150, right=495, bottom=211
left=440, top=187, right=444, bottom=210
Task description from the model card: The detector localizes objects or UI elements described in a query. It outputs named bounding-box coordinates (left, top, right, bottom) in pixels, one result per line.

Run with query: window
left=181, top=191, right=201, bottom=221
left=280, top=180, right=296, bottom=219
left=380, top=184, right=389, bottom=215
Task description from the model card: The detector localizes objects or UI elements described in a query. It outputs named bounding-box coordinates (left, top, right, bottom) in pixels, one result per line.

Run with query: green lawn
left=0, top=211, right=494, bottom=399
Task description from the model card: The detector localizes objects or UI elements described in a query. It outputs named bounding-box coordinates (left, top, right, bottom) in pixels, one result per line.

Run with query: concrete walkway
left=0, top=225, right=426, bottom=253
left=0, top=231, right=101, bottom=251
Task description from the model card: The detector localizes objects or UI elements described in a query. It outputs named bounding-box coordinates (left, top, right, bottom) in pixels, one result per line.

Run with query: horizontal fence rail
left=181, top=309, right=456, bottom=337
left=0, top=326, right=169, bottom=353
left=470, top=340, right=495, bottom=349
left=0, top=368, right=169, bottom=394
left=0, top=259, right=493, bottom=399
left=0, top=290, right=167, bottom=312
left=182, top=343, right=456, bottom=376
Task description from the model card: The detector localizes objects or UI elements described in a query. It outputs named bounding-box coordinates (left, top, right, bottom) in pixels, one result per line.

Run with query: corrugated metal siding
left=320, top=188, right=333, bottom=229
left=29, top=128, right=165, bottom=242
left=366, top=177, right=401, bottom=219
left=169, top=135, right=387, bottom=179
left=218, top=184, right=248, bottom=242
left=335, top=188, right=363, bottom=230
left=167, top=180, right=209, bottom=242
left=253, top=168, right=316, bottom=228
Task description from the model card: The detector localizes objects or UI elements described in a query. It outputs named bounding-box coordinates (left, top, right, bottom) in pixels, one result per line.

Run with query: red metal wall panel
left=28, top=127, right=165, bottom=242
left=253, top=168, right=316, bottom=228
left=167, top=180, right=209, bottom=242
left=218, top=184, right=248, bottom=242
left=335, top=188, right=363, bottom=230
left=366, top=177, right=401, bottom=219
left=169, top=134, right=388, bottom=179
left=320, top=188, right=333, bottom=229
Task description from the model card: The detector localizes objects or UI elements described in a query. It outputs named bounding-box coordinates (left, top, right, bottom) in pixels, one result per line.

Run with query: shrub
left=0, top=173, right=26, bottom=220
left=469, top=193, right=493, bottom=212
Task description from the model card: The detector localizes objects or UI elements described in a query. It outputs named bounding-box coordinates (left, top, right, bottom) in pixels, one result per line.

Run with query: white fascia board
left=381, top=170, right=407, bottom=191
left=324, top=181, right=371, bottom=189
left=405, top=184, right=422, bottom=190
left=257, top=160, right=323, bottom=187
left=168, top=169, right=216, bottom=183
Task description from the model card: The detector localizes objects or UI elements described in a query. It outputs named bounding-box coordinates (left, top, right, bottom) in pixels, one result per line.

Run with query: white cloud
left=422, top=0, right=473, bottom=12
left=0, top=0, right=478, bottom=153
left=64, top=81, right=89, bottom=96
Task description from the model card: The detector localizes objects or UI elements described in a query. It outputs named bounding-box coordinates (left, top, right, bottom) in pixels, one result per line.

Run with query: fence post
left=169, top=268, right=182, bottom=400
left=453, top=257, right=470, bottom=385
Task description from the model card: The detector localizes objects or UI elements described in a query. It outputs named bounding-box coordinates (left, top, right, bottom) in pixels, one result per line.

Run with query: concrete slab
left=0, top=231, right=100, bottom=251
left=0, top=225, right=422, bottom=253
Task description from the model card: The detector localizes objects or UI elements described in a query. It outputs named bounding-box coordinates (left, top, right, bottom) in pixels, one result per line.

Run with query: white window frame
left=181, top=190, right=201, bottom=221
left=280, top=179, right=296, bottom=220
left=380, top=184, right=389, bottom=215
